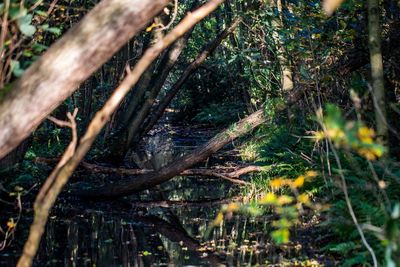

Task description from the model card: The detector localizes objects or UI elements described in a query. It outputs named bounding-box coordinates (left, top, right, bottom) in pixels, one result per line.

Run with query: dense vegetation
left=1, top=0, right=400, bottom=266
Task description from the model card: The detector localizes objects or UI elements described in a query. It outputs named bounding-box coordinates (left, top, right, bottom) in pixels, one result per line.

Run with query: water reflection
left=0, top=126, right=329, bottom=266
left=19, top=197, right=320, bottom=267
left=0, top=177, right=327, bottom=266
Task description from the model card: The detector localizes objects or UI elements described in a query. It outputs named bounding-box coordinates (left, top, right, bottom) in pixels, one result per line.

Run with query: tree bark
left=368, top=0, right=388, bottom=144
left=0, top=137, right=31, bottom=170
left=140, top=17, right=242, bottom=137
left=0, top=0, right=170, bottom=160
left=72, top=109, right=266, bottom=199
left=17, top=1, right=225, bottom=266
left=116, top=37, right=156, bottom=129
left=270, top=0, right=293, bottom=92
left=125, top=31, right=193, bottom=148
left=107, top=31, right=194, bottom=161
left=105, top=1, right=200, bottom=162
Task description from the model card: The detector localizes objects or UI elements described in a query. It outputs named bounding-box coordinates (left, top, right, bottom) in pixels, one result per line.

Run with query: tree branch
left=73, top=109, right=266, bottom=199
left=17, top=2, right=225, bottom=266
left=0, top=0, right=170, bottom=160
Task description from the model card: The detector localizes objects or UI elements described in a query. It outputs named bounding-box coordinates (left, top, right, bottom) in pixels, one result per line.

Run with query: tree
left=0, top=0, right=170, bottom=160
left=367, top=0, right=388, bottom=145
left=16, top=1, right=225, bottom=266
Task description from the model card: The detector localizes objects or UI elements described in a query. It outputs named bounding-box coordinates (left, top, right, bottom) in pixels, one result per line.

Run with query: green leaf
left=17, top=14, right=36, bottom=36
left=391, top=204, right=400, bottom=219
left=10, top=60, right=25, bottom=77
left=271, top=228, right=289, bottom=244
left=33, top=43, right=48, bottom=53
left=40, top=24, right=49, bottom=30
left=142, top=251, right=152, bottom=256
left=9, top=7, right=27, bottom=20
left=19, top=24, right=36, bottom=36
left=34, top=10, right=48, bottom=17
left=18, top=14, right=33, bottom=25
left=22, top=50, right=33, bottom=57
left=46, top=27, right=61, bottom=35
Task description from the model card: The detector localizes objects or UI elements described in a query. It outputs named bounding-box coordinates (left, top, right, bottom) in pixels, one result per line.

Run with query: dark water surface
left=1, top=125, right=328, bottom=266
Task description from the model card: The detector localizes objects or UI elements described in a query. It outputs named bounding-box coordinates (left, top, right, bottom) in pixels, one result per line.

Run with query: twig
left=17, top=1, right=224, bottom=266
left=17, top=109, right=78, bottom=267
left=159, top=0, right=179, bottom=31
left=329, top=138, right=378, bottom=266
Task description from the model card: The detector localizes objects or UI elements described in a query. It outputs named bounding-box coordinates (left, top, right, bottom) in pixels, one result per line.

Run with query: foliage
left=1, top=0, right=400, bottom=265
left=0, top=0, right=63, bottom=90
left=315, top=104, right=386, bottom=160
left=192, top=102, right=247, bottom=126
left=210, top=171, right=320, bottom=245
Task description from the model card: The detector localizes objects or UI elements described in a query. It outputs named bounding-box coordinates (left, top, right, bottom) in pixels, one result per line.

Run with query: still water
left=1, top=126, right=328, bottom=266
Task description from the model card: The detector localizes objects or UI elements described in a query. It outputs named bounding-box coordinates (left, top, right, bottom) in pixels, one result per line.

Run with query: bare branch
left=17, top=2, right=224, bottom=266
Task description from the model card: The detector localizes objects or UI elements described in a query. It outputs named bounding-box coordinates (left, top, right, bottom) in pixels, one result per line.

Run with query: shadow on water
left=1, top=126, right=327, bottom=266
left=7, top=203, right=304, bottom=266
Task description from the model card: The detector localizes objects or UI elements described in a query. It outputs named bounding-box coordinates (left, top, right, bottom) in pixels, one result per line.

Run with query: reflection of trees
left=134, top=214, right=222, bottom=266
left=36, top=208, right=222, bottom=267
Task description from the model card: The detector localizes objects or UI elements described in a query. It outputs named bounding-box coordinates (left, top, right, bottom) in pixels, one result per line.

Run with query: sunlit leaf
left=297, top=193, right=310, bottom=204
left=18, top=14, right=36, bottom=37
left=146, top=22, right=158, bottom=32
left=46, top=27, right=62, bottom=35
left=277, top=195, right=294, bottom=205
left=271, top=228, right=289, bottom=244
left=7, top=218, right=16, bottom=230
left=212, top=212, right=224, bottom=226
left=293, top=175, right=305, bottom=188
left=10, top=60, right=25, bottom=77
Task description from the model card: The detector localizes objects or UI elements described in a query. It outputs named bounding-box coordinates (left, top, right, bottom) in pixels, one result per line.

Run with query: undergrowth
left=223, top=105, right=400, bottom=266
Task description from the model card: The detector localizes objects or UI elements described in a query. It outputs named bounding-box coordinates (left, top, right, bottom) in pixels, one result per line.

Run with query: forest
left=0, top=0, right=399, bottom=266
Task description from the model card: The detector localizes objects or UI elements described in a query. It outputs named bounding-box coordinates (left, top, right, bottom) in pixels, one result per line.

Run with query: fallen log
left=72, top=109, right=266, bottom=199
left=35, top=157, right=265, bottom=185
left=17, top=2, right=224, bottom=266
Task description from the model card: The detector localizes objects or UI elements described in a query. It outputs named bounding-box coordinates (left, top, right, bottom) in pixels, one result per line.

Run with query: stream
left=1, top=123, right=331, bottom=266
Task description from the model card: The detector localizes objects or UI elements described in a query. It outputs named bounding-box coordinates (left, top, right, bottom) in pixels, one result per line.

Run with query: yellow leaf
left=270, top=178, right=287, bottom=188
left=314, top=131, right=325, bottom=140
left=260, top=192, right=277, bottom=205
left=146, top=22, right=157, bottom=32
left=305, top=170, right=318, bottom=178
left=277, top=195, right=294, bottom=205
left=326, top=128, right=345, bottom=140
left=226, top=203, right=240, bottom=212
left=358, top=126, right=375, bottom=144
left=212, top=212, right=224, bottom=226
left=357, top=148, right=378, bottom=161
left=322, top=0, right=345, bottom=16
left=7, top=218, right=16, bottom=230
left=297, top=193, right=310, bottom=204
left=293, top=175, right=305, bottom=188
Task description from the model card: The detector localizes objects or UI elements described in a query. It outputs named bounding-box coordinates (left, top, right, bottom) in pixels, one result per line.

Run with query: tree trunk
left=0, top=0, right=170, bottom=160
left=124, top=33, right=194, bottom=156
left=16, top=1, right=225, bottom=265
left=116, top=36, right=156, bottom=129
left=72, top=109, right=266, bottom=199
left=0, top=137, right=31, bottom=170
left=103, top=33, right=193, bottom=163
left=368, top=0, right=388, bottom=144
left=141, top=17, right=242, bottom=137
left=273, top=0, right=293, bottom=92
left=104, top=1, right=201, bottom=162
